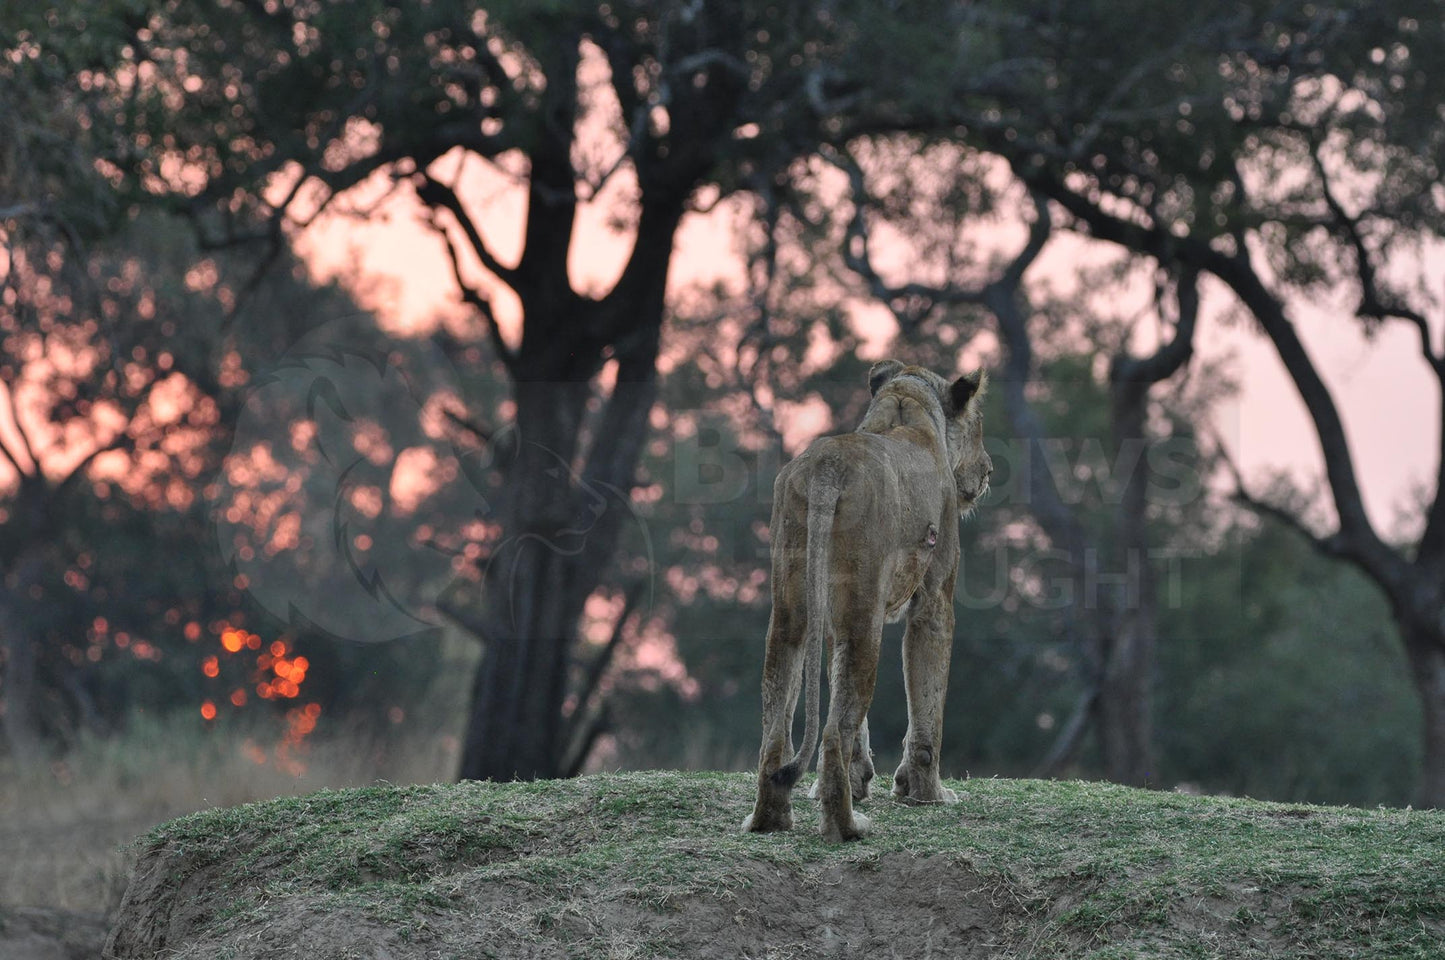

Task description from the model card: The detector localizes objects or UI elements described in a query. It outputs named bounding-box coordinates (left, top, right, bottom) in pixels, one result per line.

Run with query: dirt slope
left=104, top=772, right=1445, bottom=959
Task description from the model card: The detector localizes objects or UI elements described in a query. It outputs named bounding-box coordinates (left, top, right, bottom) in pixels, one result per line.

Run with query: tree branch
left=825, top=146, right=989, bottom=331
left=559, top=700, right=611, bottom=779
left=1112, top=266, right=1199, bottom=387
left=571, top=579, right=645, bottom=716
left=1214, top=431, right=1348, bottom=559
left=426, top=206, right=520, bottom=373
left=415, top=173, right=522, bottom=292
left=0, top=376, right=39, bottom=476
left=1312, top=145, right=1444, bottom=377
left=1025, top=168, right=1402, bottom=585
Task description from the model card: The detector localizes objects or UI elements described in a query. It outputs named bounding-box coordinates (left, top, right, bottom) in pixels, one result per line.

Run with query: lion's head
left=862, top=359, right=992, bottom=517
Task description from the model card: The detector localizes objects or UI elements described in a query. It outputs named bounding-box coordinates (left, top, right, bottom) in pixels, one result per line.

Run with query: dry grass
left=0, top=710, right=460, bottom=913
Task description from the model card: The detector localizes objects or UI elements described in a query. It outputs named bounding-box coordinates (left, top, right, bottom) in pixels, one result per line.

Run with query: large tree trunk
left=456, top=190, right=678, bottom=782
left=1403, top=621, right=1445, bottom=808
left=458, top=348, right=662, bottom=782
left=1092, top=378, right=1159, bottom=787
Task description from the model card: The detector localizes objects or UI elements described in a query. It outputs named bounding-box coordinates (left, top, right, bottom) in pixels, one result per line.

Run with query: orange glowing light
left=202, top=656, right=219, bottom=678
left=269, top=640, right=287, bottom=657
left=304, top=703, right=321, bottom=719
left=257, top=682, right=274, bottom=698
left=246, top=632, right=262, bottom=650
left=184, top=621, right=201, bottom=641
left=200, top=701, right=217, bottom=720
left=230, top=689, right=247, bottom=707
left=292, top=656, right=309, bottom=672
left=221, top=629, right=244, bottom=653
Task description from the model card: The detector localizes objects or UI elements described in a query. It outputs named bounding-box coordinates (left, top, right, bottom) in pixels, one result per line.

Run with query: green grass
left=114, top=773, right=1445, bottom=959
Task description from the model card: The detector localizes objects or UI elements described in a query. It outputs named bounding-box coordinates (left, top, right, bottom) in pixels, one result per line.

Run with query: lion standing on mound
left=742, top=359, right=991, bottom=842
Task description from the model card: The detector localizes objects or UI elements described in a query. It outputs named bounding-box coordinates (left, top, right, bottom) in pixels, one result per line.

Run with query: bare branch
left=1112, top=266, right=1199, bottom=387
left=442, top=407, right=494, bottom=446
left=0, top=379, right=33, bottom=479
left=559, top=700, right=611, bottom=779
left=0, top=376, right=39, bottom=476
left=0, top=203, right=42, bottom=221
left=428, top=209, right=519, bottom=372
left=1213, top=429, right=1347, bottom=558
left=824, top=146, right=990, bottom=331
left=1024, top=167, right=1403, bottom=582
left=1311, top=146, right=1444, bottom=377
left=572, top=580, right=645, bottom=715
left=416, top=173, right=523, bottom=292
left=0, top=428, right=25, bottom=480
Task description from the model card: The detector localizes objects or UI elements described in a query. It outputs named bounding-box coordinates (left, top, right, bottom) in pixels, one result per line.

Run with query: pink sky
left=293, top=167, right=1440, bottom=543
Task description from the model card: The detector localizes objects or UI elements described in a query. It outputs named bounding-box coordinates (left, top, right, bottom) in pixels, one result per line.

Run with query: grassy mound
left=105, top=772, right=1445, bottom=959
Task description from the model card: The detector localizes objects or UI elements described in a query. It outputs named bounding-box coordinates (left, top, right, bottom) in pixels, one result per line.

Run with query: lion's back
left=773, top=431, right=945, bottom=555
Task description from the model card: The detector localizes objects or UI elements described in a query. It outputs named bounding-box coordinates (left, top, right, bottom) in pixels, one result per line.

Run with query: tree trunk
left=0, top=554, right=45, bottom=762
left=1093, top=379, right=1158, bottom=787
left=456, top=191, right=678, bottom=782
left=1403, top=622, right=1445, bottom=808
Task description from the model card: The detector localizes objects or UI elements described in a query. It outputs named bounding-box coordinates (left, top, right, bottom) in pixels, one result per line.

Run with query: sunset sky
left=294, top=165, right=1442, bottom=543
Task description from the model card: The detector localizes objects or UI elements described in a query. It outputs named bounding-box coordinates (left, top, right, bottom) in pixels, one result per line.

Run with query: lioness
left=742, top=359, right=991, bottom=842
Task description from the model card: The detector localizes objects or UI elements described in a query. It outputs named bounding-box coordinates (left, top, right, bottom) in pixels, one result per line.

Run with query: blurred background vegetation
left=1, top=0, right=1441, bottom=916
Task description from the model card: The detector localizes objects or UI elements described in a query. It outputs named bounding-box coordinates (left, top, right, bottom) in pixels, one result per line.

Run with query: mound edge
left=104, top=772, right=1445, bottom=959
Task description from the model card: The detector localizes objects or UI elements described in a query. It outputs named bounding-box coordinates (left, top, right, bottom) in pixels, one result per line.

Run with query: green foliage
left=1159, top=522, right=1419, bottom=806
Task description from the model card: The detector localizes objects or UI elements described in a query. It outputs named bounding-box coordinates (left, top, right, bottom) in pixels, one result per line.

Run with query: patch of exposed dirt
left=107, top=851, right=1024, bottom=960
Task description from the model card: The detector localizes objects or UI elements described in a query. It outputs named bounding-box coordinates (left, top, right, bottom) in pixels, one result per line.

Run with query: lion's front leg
left=893, top=591, right=959, bottom=805
left=817, top=618, right=882, bottom=842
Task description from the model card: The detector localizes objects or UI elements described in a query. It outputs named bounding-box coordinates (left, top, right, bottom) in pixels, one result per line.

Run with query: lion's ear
left=868, top=359, right=906, bottom=396
left=949, top=370, right=987, bottom=413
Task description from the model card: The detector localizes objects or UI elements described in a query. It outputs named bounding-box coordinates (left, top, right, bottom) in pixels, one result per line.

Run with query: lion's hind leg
left=743, top=612, right=806, bottom=833
left=809, top=715, right=874, bottom=803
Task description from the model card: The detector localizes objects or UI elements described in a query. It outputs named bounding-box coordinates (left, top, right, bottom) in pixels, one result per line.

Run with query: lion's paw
left=809, top=773, right=871, bottom=803
left=892, top=764, right=958, bottom=805
left=742, top=808, right=792, bottom=833
left=820, top=811, right=871, bottom=843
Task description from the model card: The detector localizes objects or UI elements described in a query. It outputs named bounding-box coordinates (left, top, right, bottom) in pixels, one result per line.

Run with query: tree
left=123, top=0, right=858, bottom=780
left=838, top=0, right=1445, bottom=802
left=1, top=9, right=388, bottom=755
left=807, top=136, right=1200, bottom=785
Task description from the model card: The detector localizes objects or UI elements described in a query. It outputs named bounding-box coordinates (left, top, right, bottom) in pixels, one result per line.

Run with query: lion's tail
left=770, top=473, right=839, bottom=790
